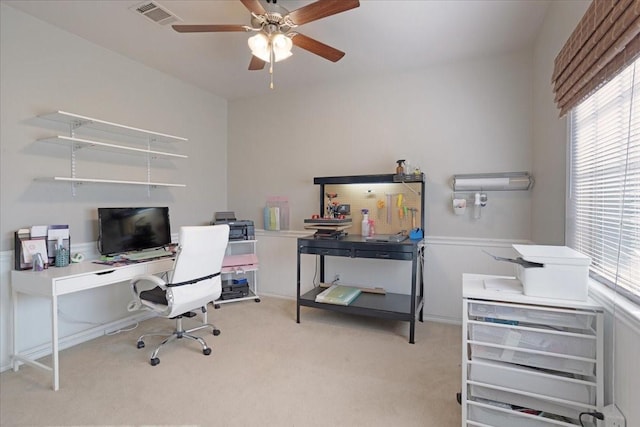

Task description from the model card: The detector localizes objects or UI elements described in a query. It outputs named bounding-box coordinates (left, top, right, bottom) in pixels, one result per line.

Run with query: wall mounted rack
left=35, top=111, right=188, bottom=195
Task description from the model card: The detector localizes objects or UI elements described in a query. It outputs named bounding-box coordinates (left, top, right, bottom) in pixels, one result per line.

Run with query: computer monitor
left=97, top=207, right=171, bottom=255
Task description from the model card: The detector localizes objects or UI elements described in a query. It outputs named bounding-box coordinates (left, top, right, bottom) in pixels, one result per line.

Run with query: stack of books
left=315, top=284, right=362, bottom=306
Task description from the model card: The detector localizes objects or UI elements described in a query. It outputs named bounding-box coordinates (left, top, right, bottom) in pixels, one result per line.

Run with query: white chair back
left=165, top=224, right=229, bottom=317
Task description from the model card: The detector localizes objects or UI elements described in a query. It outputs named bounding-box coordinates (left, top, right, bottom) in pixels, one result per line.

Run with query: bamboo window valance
left=552, top=0, right=640, bottom=116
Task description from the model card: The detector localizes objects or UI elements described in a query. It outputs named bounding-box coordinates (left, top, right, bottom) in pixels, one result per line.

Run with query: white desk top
left=11, top=258, right=174, bottom=297
left=463, top=273, right=603, bottom=311
left=12, top=258, right=169, bottom=279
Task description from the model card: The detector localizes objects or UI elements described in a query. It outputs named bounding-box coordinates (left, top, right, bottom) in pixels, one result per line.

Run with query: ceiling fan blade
left=172, top=24, right=248, bottom=33
left=288, top=0, right=360, bottom=26
left=292, top=33, right=345, bottom=62
left=240, top=0, right=266, bottom=16
left=249, top=55, right=266, bottom=71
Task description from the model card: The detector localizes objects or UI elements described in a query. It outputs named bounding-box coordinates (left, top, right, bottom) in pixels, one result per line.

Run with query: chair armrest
left=131, top=274, right=167, bottom=294
left=130, top=274, right=168, bottom=309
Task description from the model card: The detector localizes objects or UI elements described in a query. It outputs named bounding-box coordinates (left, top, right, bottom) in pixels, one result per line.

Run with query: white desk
left=11, top=258, right=174, bottom=390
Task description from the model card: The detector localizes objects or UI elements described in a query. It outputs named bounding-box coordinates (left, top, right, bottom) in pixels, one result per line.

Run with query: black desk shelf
left=297, top=173, right=426, bottom=343
left=300, top=287, right=421, bottom=320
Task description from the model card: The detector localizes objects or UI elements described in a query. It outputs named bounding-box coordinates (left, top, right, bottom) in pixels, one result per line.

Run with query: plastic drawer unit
left=461, top=274, right=604, bottom=427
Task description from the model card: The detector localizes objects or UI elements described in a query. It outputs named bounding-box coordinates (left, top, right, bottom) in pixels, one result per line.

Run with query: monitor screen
left=98, top=207, right=171, bottom=255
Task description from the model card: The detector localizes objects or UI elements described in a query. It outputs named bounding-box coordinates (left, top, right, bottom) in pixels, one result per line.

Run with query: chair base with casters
left=136, top=306, right=220, bottom=366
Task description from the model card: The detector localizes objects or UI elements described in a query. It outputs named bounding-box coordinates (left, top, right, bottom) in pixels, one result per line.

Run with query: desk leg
left=51, top=294, right=59, bottom=391
left=12, top=289, right=19, bottom=372
left=409, top=320, right=415, bottom=344
left=409, top=253, right=417, bottom=344
left=419, top=245, right=425, bottom=322
left=296, top=249, right=301, bottom=323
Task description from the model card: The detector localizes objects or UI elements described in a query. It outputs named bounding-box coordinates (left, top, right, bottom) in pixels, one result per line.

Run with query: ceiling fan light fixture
left=248, top=32, right=270, bottom=62
left=272, top=33, right=293, bottom=60
left=248, top=31, right=292, bottom=63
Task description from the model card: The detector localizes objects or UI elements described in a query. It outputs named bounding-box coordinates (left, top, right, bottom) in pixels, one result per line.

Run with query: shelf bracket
left=69, top=124, right=78, bottom=196
left=146, top=136, right=152, bottom=197
left=399, top=180, right=420, bottom=196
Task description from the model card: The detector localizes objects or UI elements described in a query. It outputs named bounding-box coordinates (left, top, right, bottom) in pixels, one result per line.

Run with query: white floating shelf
left=48, top=177, right=186, bottom=188
left=39, top=111, right=188, bottom=144
left=38, top=136, right=188, bottom=159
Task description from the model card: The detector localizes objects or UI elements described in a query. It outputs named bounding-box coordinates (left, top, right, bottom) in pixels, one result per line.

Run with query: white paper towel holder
left=452, top=171, right=533, bottom=192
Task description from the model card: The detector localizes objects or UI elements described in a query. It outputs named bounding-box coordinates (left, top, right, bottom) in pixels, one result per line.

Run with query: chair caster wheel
left=203, top=348, right=211, bottom=356
left=255, top=298, right=261, bottom=303
left=213, top=329, right=221, bottom=336
left=214, top=304, right=221, bottom=309
left=150, top=357, right=160, bottom=366
left=137, top=341, right=145, bottom=349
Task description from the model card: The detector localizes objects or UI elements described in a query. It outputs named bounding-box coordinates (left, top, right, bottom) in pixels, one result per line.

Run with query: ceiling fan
left=172, top=0, right=360, bottom=88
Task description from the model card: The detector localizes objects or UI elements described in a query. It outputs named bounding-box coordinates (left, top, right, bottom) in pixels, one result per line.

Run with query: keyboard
left=124, top=248, right=172, bottom=261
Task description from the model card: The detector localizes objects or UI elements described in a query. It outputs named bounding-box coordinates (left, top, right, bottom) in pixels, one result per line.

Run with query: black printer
left=212, top=211, right=255, bottom=241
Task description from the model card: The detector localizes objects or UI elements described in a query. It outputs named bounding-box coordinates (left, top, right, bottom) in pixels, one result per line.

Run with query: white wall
left=532, top=1, right=640, bottom=425
left=0, top=4, right=228, bottom=369
left=531, top=0, right=589, bottom=246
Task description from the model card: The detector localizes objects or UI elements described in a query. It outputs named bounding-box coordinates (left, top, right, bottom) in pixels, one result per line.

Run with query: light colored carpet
left=0, top=296, right=462, bottom=426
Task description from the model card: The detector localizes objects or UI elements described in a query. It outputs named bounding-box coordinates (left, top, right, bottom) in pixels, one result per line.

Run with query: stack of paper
left=315, top=285, right=362, bottom=306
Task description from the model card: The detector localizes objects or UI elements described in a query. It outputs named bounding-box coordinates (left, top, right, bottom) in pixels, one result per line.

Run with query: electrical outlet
left=333, top=274, right=340, bottom=283
left=603, top=404, right=625, bottom=427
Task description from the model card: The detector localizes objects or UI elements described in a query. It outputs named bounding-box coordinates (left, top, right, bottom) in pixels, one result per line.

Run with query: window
left=567, top=58, right=640, bottom=304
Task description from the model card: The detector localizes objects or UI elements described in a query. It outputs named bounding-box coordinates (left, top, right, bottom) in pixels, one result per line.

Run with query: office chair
left=130, top=224, right=229, bottom=366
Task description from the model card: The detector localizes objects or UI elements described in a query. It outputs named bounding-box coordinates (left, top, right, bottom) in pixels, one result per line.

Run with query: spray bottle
left=473, top=192, right=482, bottom=220
left=361, top=209, right=370, bottom=237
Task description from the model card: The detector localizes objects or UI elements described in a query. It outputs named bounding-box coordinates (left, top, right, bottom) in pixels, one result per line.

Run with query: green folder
left=315, top=285, right=362, bottom=306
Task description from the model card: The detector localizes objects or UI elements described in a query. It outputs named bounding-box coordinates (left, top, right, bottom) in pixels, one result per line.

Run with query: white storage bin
left=470, top=323, right=596, bottom=359
left=470, top=344, right=595, bottom=376
left=469, top=358, right=595, bottom=404
left=469, top=302, right=593, bottom=329
left=468, top=402, right=570, bottom=427
left=513, top=245, right=590, bottom=301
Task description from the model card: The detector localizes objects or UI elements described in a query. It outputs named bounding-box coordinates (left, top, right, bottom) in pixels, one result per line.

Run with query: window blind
left=568, top=58, right=640, bottom=303
left=552, top=0, right=640, bottom=117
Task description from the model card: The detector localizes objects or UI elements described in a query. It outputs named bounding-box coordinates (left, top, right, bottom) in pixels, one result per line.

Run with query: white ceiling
left=4, top=0, right=551, bottom=100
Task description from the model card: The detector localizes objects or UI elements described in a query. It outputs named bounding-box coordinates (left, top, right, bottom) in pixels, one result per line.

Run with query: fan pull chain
left=269, top=45, right=275, bottom=89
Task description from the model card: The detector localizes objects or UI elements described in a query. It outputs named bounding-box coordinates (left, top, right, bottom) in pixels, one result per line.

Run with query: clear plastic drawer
left=470, top=323, right=596, bottom=359
left=469, top=358, right=595, bottom=405
left=469, top=302, right=593, bottom=329
left=470, top=384, right=587, bottom=420
left=470, top=344, right=595, bottom=376
left=467, top=401, right=585, bottom=427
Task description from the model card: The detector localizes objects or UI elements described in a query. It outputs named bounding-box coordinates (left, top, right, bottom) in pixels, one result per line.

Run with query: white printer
left=512, top=244, right=591, bottom=301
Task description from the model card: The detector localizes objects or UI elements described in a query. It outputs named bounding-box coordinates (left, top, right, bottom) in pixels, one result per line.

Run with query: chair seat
left=140, top=286, right=168, bottom=305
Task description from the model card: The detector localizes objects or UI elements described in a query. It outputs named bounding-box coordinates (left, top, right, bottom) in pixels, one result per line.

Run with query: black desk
left=296, top=235, right=425, bottom=343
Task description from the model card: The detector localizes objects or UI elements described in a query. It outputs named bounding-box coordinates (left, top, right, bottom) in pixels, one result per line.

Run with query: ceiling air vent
left=130, top=2, right=180, bottom=25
